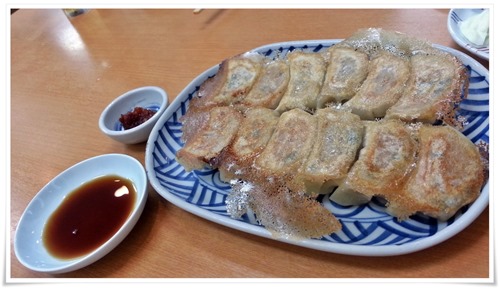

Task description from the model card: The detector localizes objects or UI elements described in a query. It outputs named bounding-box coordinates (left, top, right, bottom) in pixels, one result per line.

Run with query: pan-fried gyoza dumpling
left=218, top=107, right=280, bottom=182
left=330, top=119, right=417, bottom=205
left=255, top=108, right=317, bottom=176
left=240, top=59, right=290, bottom=109
left=292, top=108, right=364, bottom=195
left=275, top=51, right=326, bottom=113
left=176, top=106, right=243, bottom=172
left=317, top=47, right=369, bottom=107
left=343, top=51, right=410, bottom=120
left=387, top=125, right=484, bottom=220
left=385, top=52, right=468, bottom=126
left=192, top=52, right=264, bottom=109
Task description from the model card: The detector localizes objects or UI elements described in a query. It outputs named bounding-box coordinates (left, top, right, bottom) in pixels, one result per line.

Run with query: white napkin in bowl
left=458, top=10, right=489, bottom=46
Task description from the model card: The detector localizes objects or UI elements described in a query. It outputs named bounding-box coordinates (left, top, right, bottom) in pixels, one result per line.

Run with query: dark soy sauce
left=43, top=175, right=136, bottom=259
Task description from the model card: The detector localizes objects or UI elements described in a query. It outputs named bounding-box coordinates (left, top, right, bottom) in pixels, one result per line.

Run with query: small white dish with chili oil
left=14, top=154, right=147, bottom=273
left=99, top=86, right=168, bottom=144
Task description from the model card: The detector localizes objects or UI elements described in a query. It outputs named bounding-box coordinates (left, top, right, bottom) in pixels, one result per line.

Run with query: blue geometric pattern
left=146, top=40, right=489, bottom=255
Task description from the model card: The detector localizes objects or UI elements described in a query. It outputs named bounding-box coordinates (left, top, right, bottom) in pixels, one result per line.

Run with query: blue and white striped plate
left=145, top=40, right=489, bottom=256
left=448, top=9, right=489, bottom=61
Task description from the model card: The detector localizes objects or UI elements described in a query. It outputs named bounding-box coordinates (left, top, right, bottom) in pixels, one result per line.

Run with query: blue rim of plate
left=145, top=39, right=489, bottom=256
left=447, top=8, right=489, bottom=61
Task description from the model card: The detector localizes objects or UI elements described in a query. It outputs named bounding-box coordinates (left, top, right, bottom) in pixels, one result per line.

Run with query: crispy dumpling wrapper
left=318, top=46, right=369, bottom=106
left=294, top=108, right=364, bottom=195
left=275, top=51, right=326, bottom=113
left=192, top=52, right=264, bottom=109
left=240, top=59, right=290, bottom=109
left=255, top=108, right=317, bottom=176
left=226, top=176, right=342, bottom=240
left=387, top=125, right=484, bottom=220
left=176, top=106, right=243, bottom=171
left=343, top=51, right=410, bottom=120
left=218, top=107, right=280, bottom=182
left=385, top=53, right=468, bottom=126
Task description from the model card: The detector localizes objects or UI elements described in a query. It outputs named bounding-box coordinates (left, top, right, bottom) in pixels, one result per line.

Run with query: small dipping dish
left=14, top=154, right=147, bottom=273
left=99, top=86, right=168, bottom=144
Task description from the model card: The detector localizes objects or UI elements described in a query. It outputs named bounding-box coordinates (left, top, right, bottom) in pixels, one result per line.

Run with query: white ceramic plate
left=14, top=154, right=148, bottom=273
left=448, top=9, right=489, bottom=60
left=145, top=40, right=489, bottom=256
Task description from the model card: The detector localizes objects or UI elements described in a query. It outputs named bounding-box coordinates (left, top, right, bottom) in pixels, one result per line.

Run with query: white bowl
left=14, top=154, right=148, bottom=273
left=447, top=9, right=489, bottom=60
left=99, top=86, right=168, bottom=144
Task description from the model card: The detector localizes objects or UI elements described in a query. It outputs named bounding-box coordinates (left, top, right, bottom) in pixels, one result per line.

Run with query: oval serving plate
left=145, top=39, right=489, bottom=256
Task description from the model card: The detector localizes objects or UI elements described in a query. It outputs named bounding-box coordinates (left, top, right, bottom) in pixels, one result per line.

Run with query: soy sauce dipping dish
left=14, top=154, right=147, bottom=274
left=99, top=86, right=168, bottom=144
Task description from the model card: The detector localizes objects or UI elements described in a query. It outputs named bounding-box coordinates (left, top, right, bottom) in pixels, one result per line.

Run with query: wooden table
left=10, top=8, right=490, bottom=279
